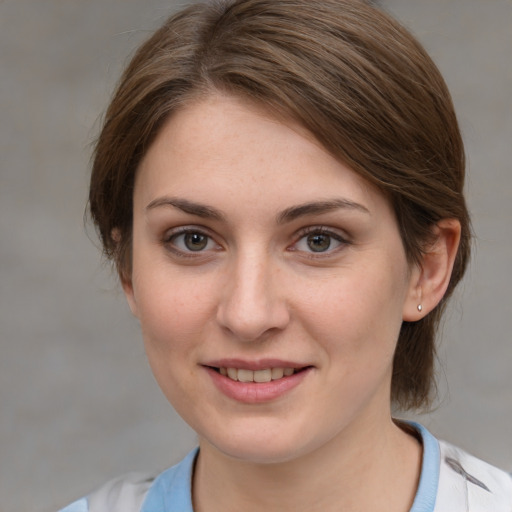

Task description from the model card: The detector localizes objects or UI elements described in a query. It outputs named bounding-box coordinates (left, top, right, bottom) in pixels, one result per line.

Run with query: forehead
left=135, top=94, right=389, bottom=219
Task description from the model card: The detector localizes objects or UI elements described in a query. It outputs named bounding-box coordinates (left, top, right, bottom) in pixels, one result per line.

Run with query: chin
left=200, top=423, right=321, bottom=465
left=216, top=442, right=303, bottom=465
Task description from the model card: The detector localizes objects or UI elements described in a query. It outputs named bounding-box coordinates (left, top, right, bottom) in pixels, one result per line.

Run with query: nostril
left=216, top=301, right=291, bottom=342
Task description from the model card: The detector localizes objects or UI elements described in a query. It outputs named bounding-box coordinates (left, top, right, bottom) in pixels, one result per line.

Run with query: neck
left=193, top=416, right=422, bottom=512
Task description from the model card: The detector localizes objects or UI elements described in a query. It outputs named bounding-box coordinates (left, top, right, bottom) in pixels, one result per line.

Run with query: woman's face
left=125, top=94, right=419, bottom=463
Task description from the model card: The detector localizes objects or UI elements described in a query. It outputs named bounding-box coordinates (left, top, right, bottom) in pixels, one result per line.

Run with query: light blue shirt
left=62, top=423, right=489, bottom=512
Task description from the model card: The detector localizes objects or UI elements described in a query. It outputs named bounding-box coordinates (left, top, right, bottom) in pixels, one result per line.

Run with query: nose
left=216, top=251, right=290, bottom=342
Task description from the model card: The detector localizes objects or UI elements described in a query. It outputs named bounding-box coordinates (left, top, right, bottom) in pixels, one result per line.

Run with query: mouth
left=204, top=362, right=313, bottom=403
left=208, top=366, right=310, bottom=383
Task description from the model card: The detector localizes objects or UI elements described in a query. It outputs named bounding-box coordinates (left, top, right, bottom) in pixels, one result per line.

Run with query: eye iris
left=307, top=233, right=331, bottom=252
left=184, top=233, right=208, bottom=251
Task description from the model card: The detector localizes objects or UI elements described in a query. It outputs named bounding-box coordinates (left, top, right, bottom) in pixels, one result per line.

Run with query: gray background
left=1, top=1, right=511, bottom=511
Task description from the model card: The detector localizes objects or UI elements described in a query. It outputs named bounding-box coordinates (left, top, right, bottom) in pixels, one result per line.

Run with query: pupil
left=184, top=233, right=208, bottom=251
left=307, top=233, right=330, bottom=252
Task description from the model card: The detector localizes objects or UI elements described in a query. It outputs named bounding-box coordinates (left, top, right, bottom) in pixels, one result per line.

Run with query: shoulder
left=88, top=471, right=156, bottom=512
left=139, top=448, right=197, bottom=511
left=58, top=472, right=156, bottom=512
left=405, top=421, right=512, bottom=512
left=436, top=439, right=512, bottom=512
left=58, top=449, right=198, bottom=512
left=58, top=497, right=88, bottom=512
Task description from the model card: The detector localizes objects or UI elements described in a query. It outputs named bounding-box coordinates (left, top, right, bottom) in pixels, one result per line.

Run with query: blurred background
left=1, top=1, right=511, bottom=510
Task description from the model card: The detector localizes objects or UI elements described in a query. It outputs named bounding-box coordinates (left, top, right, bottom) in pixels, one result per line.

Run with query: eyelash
left=290, top=226, right=350, bottom=258
left=161, top=225, right=350, bottom=259
left=162, top=226, right=220, bottom=258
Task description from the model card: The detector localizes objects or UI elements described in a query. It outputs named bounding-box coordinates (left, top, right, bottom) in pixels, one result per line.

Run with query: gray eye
left=306, top=233, right=332, bottom=252
left=293, top=229, right=346, bottom=255
left=183, top=233, right=209, bottom=251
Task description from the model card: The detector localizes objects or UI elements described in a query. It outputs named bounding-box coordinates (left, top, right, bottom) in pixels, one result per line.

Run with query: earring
left=417, top=304, right=423, bottom=312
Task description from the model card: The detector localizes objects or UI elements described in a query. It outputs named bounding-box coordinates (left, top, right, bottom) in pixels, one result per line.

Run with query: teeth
left=254, top=369, right=272, bottom=383
left=237, top=369, right=253, bottom=383
left=220, top=367, right=296, bottom=382
left=271, top=367, right=284, bottom=379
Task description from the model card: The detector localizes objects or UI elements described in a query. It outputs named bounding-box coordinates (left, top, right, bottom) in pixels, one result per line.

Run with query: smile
left=205, top=364, right=312, bottom=403
left=218, top=367, right=296, bottom=382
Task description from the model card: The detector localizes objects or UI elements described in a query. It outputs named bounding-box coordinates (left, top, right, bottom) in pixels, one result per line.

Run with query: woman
left=60, top=0, right=512, bottom=510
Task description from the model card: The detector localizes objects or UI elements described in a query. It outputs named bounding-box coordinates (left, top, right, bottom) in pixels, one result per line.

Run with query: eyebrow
left=276, top=199, right=370, bottom=224
left=145, top=196, right=369, bottom=223
left=145, top=197, right=226, bottom=221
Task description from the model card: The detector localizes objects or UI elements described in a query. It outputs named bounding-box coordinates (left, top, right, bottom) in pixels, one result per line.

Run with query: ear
left=112, top=227, right=140, bottom=318
left=121, top=276, right=139, bottom=318
left=403, top=219, right=461, bottom=321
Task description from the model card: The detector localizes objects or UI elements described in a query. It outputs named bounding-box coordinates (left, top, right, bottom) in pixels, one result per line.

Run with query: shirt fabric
left=59, top=422, right=512, bottom=512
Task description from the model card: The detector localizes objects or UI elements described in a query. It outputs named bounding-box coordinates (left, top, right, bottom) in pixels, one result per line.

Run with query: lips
left=219, top=367, right=296, bottom=382
left=204, top=361, right=312, bottom=403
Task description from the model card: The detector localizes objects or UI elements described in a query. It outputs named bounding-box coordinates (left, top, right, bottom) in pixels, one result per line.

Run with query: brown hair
left=89, top=0, right=470, bottom=410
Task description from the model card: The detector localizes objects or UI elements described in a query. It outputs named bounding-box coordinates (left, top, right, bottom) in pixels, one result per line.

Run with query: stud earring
left=417, top=304, right=423, bottom=312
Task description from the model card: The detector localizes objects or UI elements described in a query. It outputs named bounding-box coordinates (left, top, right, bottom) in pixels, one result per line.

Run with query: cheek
left=132, top=273, right=213, bottom=407
left=297, top=260, right=408, bottom=356
left=132, top=269, right=216, bottom=355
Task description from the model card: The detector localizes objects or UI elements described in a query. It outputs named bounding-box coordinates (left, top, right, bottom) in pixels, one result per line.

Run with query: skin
left=123, top=94, right=460, bottom=512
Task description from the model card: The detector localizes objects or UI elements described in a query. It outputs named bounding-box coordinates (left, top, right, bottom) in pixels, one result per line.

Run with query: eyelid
left=289, top=226, right=351, bottom=256
left=162, top=225, right=222, bottom=257
left=162, top=225, right=207, bottom=242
